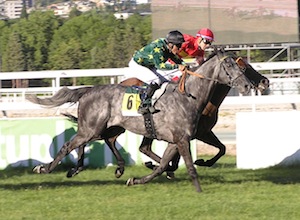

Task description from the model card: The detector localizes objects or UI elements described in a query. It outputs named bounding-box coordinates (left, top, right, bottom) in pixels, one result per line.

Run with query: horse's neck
left=185, top=66, right=217, bottom=110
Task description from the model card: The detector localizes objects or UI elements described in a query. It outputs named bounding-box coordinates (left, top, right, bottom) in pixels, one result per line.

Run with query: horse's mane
left=188, top=47, right=219, bottom=72
left=204, top=49, right=217, bottom=62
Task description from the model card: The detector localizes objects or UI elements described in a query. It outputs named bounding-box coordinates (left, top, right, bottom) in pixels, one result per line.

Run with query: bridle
left=219, top=55, right=247, bottom=87
left=178, top=53, right=246, bottom=93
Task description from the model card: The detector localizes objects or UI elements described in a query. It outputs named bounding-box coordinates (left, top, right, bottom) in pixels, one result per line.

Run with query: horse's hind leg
left=127, top=143, right=178, bottom=186
left=66, top=135, right=125, bottom=179
left=102, top=127, right=126, bottom=178
left=66, top=145, right=86, bottom=178
left=105, top=135, right=125, bottom=178
left=33, top=134, right=91, bottom=174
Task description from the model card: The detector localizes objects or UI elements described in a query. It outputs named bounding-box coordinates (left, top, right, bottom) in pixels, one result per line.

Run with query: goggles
left=175, top=43, right=182, bottom=48
left=202, top=38, right=212, bottom=45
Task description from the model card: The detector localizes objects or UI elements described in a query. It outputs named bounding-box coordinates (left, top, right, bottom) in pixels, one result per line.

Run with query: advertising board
left=0, top=118, right=196, bottom=169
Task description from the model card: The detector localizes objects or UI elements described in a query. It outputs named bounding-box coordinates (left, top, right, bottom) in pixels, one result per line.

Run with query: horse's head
left=205, top=47, right=251, bottom=95
left=233, top=55, right=270, bottom=94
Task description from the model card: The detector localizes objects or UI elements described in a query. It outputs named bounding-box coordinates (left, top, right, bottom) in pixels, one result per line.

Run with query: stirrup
left=138, top=105, right=150, bottom=114
left=148, top=106, right=158, bottom=114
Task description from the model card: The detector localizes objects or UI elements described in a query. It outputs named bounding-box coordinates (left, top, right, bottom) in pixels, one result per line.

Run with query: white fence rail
left=1, top=95, right=300, bottom=112
left=0, top=68, right=128, bottom=81
left=250, top=61, right=300, bottom=71
left=0, top=68, right=129, bottom=100
left=1, top=61, right=300, bottom=112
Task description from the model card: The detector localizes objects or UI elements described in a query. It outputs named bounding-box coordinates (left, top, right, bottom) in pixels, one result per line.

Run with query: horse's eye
left=226, top=63, right=232, bottom=68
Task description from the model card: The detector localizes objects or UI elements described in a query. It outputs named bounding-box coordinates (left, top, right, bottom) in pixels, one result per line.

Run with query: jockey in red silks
left=166, top=28, right=215, bottom=82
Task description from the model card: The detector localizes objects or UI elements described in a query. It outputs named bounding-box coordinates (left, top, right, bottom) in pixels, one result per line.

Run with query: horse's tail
left=26, top=86, right=92, bottom=107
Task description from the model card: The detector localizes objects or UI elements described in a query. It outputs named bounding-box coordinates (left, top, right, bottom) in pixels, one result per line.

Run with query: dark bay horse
left=139, top=57, right=270, bottom=175
left=28, top=48, right=251, bottom=192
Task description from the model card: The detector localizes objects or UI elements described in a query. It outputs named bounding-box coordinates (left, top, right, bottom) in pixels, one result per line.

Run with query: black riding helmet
left=166, top=30, right=185, bottom=45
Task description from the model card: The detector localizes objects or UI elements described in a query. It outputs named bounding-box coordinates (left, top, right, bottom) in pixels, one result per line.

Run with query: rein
left=178, top=55, right=246, bottom=94
left=178, top=70, right=204, bottom=93
left=178, top=68, right=224, bottom=94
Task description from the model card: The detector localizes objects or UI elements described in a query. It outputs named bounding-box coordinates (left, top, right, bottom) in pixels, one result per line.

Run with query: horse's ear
left=219, top=46, right=225, bottom=53
left=213, top=46, right=218, bottom=54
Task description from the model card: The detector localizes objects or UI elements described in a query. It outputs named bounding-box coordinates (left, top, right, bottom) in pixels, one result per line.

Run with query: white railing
left=250, top=61, right=300, bottom=71
left=0, top=68, right=129, bottom=102
left=223, top=94, right=300, bottom=112
left=1, top=61, right=300, bottom=112
left=0, top=68, right=129, bottom=81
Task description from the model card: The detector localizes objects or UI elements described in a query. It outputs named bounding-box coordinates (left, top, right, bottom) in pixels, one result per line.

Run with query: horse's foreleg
left=127, top=143, right=178, bottom=186
left=177, top=138, right=202, bottom=193
left=105, top=135, right=125, bottom=178
left=194, top=130, right=226, bottom=167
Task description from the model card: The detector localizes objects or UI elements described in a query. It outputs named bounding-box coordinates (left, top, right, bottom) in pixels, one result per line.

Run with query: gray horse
left=61, top=54, right=269, bottom=180
left=28, top=48, right=251, bottom=192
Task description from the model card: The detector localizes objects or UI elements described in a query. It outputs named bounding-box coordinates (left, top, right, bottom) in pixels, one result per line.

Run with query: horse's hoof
left=144, top=161, right=154, bottom=169
left=115, top=168, right=124, bottom=178
left=66, top=168, right=77, bottom=178
left=166, top=171, right=175, bottom=180
left=33, top=165, right=41, bottom=173
left=66, top=167, right=83, bottom=178
left=33, top=165, right=46, bottom=174
left=144, top=161, right=159, bottom=171
left=126, top=178, right=135, bottom=186
left=194, top=159, right=206, bottom=166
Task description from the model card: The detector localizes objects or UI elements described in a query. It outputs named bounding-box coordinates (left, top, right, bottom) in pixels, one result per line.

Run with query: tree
left=48, top=38, right=84, bottom=85
left=13, top=11, right=60, bottom=71
left=21, top=0, right=28, bottom=19
left=0, top=10, right=153, bottom=86
left=69, top=7, right=82, bottom=19
left=2, top=31, right=26, bottom=87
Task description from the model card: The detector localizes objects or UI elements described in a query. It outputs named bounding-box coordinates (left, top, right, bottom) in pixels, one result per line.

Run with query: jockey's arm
left=152, top=51, right=179, bottom=71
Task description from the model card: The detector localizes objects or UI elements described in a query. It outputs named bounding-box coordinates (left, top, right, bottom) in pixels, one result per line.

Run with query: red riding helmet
left=196, top=28, right=214, bottom=41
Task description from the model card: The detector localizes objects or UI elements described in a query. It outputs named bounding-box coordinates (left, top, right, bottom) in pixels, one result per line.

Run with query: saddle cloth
left=121, top=82, right=168, bottom=116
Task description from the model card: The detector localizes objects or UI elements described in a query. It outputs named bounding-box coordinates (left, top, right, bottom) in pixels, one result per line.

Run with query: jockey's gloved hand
left=178, top=64, right=187, bottom=73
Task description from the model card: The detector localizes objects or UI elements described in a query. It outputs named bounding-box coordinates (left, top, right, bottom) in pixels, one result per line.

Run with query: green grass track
left=0, top=156, right=299, bottom=220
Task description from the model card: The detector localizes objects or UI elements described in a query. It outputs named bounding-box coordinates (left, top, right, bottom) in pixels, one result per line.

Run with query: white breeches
left=126, top=58, right=182, bottom=85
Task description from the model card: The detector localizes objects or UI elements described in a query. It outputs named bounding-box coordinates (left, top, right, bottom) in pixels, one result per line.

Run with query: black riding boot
left=138, top=82, right=160, bottom=114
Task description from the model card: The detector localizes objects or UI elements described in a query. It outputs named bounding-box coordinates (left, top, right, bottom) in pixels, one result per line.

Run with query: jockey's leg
left=138, top=82, right=160, bottom=114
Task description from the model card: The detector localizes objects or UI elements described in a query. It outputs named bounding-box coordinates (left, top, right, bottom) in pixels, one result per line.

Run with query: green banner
left=0, top=117, right=196, bottom=169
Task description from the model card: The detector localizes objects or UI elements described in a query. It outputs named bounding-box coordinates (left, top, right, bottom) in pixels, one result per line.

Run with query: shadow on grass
left=0, top=179, right=128, bottom=191
left=255, top=165, right=300, bottom=184
left=203, top=164, right=300, bottom=185
left=195, top=155, right=300, bottom=185
left=1, top=159, right=300, bottom=191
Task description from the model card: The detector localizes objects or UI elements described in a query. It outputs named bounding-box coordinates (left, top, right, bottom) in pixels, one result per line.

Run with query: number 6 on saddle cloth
left=121, top=83, right=168, bottom=117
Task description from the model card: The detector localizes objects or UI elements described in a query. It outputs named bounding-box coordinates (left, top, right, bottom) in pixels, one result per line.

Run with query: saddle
left=121, top=83, right=168, bottom=116
left=121, top=83, right=169, bottom=139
